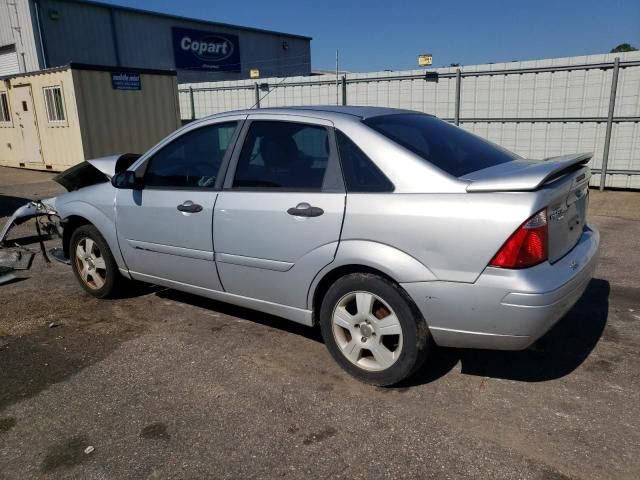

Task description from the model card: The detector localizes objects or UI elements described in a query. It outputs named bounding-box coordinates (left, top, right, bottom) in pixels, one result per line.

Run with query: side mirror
left=111, top=170, right=144, bottom=190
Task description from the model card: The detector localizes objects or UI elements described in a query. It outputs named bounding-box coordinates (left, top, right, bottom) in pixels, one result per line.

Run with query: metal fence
left=179, top=52, right=640, bottom=189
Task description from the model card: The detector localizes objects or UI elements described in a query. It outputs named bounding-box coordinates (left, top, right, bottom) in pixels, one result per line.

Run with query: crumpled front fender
left=0, top=199, right=59, bottom=245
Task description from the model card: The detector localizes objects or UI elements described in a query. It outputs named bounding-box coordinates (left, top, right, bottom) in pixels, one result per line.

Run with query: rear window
left=364, top=114, right=519, bottom=177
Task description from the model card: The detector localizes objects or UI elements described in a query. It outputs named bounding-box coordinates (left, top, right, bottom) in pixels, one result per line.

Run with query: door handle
left=177, top=201, right=203, bottom=213
left=287, top=203, right=324, bottom=218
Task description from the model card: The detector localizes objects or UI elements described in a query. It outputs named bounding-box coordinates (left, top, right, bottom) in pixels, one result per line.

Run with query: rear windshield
left=364, top=114, right=519, bottom=177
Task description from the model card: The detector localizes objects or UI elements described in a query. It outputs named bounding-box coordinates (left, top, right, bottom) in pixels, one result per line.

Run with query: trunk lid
left=462, top=153, right=591, bottom=192
left=545, top=166, right=590, bottom=262
left=462, top=153, right=592, bottom=263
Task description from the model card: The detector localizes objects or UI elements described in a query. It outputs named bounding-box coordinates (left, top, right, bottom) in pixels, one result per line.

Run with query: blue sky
left=110, top=0, right=640, bottom=71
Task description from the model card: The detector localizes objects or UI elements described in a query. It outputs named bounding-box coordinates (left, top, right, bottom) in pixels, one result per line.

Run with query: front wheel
left=70, top=225, right=120, bottom=298
left=319, top=273, right=431, bottom=386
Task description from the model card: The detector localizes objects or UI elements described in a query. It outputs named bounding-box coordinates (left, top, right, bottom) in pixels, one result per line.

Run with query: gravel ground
left=0, top=166, right=639, bottom=480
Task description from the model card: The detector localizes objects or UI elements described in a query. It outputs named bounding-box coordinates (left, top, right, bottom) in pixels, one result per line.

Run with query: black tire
left=70, top=225, right=120, bottom=298
left=319, top=273, right=431, bottom=386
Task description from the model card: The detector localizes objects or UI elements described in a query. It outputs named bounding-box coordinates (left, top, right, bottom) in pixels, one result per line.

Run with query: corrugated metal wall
left=0, top=0, right=42, bottom=75
left=36, top=0, right=311, bottom=83
left=180, top=51, right=640, bottom=189
left=0, top=66, right=181, bottom=171
left=39, top=0, right=119, bottom=68
left=72, top=68, right=181, bottom=160
left=0, top=45, right=20, bottom=75
left=0, top=1, right=14, bottom=47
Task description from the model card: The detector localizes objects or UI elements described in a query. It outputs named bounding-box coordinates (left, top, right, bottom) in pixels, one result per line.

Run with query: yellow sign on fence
left=418, top=54, right=433, bottom=67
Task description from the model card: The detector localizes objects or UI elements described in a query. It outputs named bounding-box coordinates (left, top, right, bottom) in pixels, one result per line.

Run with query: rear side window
left=233, top=121, right=329, bottom=190
left=364, top=114, right=519, bottom=177
left=145, top=122, right=237, bottom=188
left=336, top=131, right=393, bottom=192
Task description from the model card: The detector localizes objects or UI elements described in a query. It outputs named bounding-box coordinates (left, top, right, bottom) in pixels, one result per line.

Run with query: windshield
left=364, top=114, right=520, bottom=177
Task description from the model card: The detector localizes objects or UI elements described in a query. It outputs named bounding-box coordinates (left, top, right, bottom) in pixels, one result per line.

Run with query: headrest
left=262, top=136, right=298, bottom=168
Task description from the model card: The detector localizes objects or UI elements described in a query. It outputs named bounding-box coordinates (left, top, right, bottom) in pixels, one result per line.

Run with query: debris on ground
left=49, top=247, right=71, bottom=265
left=0, top=250, right=35, bottom=286
left=0, top=250, right=35, bottom=270
left=0, top=271, right=16, bottom=285
left=0, top=199, right=64, bottom=284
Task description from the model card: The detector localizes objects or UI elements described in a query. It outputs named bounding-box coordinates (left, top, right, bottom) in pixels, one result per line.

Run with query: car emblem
left=570, top=260, right=579, bottom=270
left=549, top=206, right=567, bottom=221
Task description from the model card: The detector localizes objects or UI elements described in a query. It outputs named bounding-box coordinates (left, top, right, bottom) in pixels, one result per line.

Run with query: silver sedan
left=29, top=106, right=599, bottom=385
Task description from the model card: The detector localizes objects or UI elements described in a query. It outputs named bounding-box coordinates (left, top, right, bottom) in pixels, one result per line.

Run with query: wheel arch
left=310, top=264, right=398, bottom=326
left=62, top=215, right=91, bottom=258
left=58, top=201, right=127, bottom=274
left=308, top=240, right=437, bottom=325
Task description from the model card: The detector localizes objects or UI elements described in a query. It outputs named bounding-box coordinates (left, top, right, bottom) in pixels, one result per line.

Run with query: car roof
left=201, top=106, right=429, bottom=122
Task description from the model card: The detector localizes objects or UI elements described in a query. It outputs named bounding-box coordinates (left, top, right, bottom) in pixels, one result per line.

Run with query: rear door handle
left=287, top=203, right=324, bottom=218
left=177, top=201, right=203, bottom=213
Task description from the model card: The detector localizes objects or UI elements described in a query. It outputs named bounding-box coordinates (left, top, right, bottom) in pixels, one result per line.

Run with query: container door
left=13, top=85, right=44, bottom=166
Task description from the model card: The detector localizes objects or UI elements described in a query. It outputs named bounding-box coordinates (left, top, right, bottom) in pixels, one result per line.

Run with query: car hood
left=85, top=155, right=125, bottom=178
left=52, top=153, right=141, bottom=191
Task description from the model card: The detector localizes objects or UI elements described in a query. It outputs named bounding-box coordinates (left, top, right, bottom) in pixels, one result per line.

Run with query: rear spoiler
left=465, top=153, right=592, bottom=192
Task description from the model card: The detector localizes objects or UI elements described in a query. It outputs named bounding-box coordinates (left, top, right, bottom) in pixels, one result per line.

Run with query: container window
left=0, top=92, right=10, bottom=122
left=43, top=86, right=66, bottom=123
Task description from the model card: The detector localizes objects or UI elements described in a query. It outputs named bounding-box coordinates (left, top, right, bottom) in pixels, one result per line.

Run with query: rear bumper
left=401, top=226, right=600, bottom=350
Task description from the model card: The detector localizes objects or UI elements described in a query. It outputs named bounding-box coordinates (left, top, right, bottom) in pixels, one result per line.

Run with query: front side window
left=364, top=114, right=520, bottom=177
left=336, top=130, right=393, bottom=192
left=145, top=122, right=237, bottom=188
left=233, top=121, right=329, bottom=190
left=0, top=92, right=10, bottom=123
left=43, top=86, right=66, bottom=123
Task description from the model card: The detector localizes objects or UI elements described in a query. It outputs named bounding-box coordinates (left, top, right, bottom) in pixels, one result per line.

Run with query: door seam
left=212, top=191, right=227, bottom=292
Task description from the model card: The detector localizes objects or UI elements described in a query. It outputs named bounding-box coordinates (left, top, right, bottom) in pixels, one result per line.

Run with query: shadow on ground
left=2, top=233, right=53, bottom=248
left=0, top=323, right=143, bottom=413
left=0, top=275, right=611, bottom=414
left=157, top=289, right=324, bottom=343
left=0, top=195, right=30, bottom=218
left=402, top=278, right=610, bottom=386
left=157, top=278, right=609, bottom=387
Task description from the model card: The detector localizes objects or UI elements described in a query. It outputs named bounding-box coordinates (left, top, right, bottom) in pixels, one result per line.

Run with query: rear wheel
left=319, top=273, right=431, bottom=386
left=70, top=225, right=119, bottom=298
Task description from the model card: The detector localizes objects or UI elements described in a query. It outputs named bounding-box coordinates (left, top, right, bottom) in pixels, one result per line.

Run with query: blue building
left=0, top=0, right=312, bottom=82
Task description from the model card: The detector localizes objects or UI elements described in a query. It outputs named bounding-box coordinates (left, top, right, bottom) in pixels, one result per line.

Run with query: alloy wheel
left=75, top=237, right=107, bottom=290
left=331, top=291, right=403, bottom=371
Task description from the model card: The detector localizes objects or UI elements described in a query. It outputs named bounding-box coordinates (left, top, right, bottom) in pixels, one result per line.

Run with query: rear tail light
left=490, top=209, right=548, bottom=268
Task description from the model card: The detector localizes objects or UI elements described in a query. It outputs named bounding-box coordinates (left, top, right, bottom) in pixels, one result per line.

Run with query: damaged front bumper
left=2, top=154, right=140, bottom=246
left=0, top=199, right=60, bottom=245
left=0, top=200, right=62, bottom=283
left=1, top=154, right=140, bottom=270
